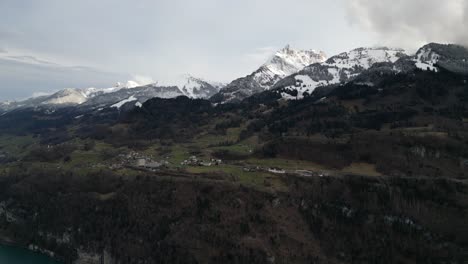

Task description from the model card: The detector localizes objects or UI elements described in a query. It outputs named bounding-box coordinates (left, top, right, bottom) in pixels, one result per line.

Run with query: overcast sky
left=0, top=0, right=466, bottom=100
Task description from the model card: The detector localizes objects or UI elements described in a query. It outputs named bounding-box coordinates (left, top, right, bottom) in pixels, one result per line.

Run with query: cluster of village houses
left=114, top=151, right=224, bottom=171
left=113, top=151, right=330, bottom=177
left=181, top=156, right=222, bottom=167
left=111, top=151, right=168, bottom=171
left=135, top=158, right=169, bottom=170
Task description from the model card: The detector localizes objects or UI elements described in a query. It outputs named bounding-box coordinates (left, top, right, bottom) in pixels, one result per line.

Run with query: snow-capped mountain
left=82, top=84, right=184, bottom=110
left=211, top=45, right=327, bottom=103
left=0, top=75, right=223, bottom=113
left=2, top=43, right=466, bottom=113
left=81, top=81, right=142, bottom=98
left=100, top=76, right=224, bottom=109
left=41, top=88, right=87, bottom=105
left=413, top=43, right=468, bottom=74
left=178, top=76, right=224, bottom=99
left=0, top=81, right=145, bottom=112
left=258, top=45, right=327, bottom=86
left=273, top=47, right=408, bottom=99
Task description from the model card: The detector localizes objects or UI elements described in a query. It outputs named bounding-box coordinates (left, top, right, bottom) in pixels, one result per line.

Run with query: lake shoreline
left=0, top=232, right=63, bottom=263
left=0, top=232, right=21, bottom=248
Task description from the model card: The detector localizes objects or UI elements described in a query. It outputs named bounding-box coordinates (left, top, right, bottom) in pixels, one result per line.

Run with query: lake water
left=0, top=244, right=61, bottom=264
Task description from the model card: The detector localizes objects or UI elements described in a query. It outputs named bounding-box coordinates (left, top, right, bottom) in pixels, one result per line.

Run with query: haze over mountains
left=1, top=43, right=467, bottom=114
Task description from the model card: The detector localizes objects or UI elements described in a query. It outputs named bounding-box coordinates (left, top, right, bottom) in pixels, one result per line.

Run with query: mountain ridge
left=0, top=76, right=223, bottom=113
left=273, top=43, right=468, bottom=100
left=2, top=43, right=467, bottom=113
left=272, top=47, right=408, bottom=100
left=211, top=45, right=327, bottom=103
left=0, top=43, right=468, bottom=264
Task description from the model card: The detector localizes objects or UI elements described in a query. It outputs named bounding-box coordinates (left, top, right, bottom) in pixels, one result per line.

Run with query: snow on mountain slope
left=413, top=43, right=468, bottom=74
left=0, top=78, right=157, bottom=112
left=42, top=88, right=87, bottom=105
left=111, top=95, right=138, bottom=109
left=81, top=84, right=184, bottom=109
left=274, top=47, right=408, bottom=100
left=81, top=80, right=149, bottom=98
left=324, top=47, right=403, bottom=69
left=0, top=73, right=226, bottom=113
left=255, top=45, right=327, bottom=87
left=212, top=45, right=327, bottom=103
left=82, top=75, right=221, bottom=109
left=177, top=75, right=223, bottom=99
left=414, top=47, right=440, bottom=72
left=2, top=43, right=465, bottom=113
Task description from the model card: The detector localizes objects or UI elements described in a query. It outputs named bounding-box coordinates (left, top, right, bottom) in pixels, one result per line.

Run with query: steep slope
left=0, top=96, right=50, bottom=113
left=178, top=76, right=224, bottom=99
left=273, top=47, right=408, bottom=99
left=82, top=84, right=184, bottom=110
left=0, top=81, right=145, bottom=113
left=42, top=88, right=87, bottom=105
left=275, top=44, right=468, bottom=100
left=80, top=81, right=142, bottom=98
left=414, top=43, right=468, bottom=74
left=212, top=45, right=327, bottom=103
left=3, top=43, right=465, bottom=113
left=0, top=75, right=222, bottom=113
left=77, top=75, right=222, bottom=109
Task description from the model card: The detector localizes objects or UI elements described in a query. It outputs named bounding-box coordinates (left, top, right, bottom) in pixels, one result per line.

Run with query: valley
left=0, top=43, right=467, bottom=263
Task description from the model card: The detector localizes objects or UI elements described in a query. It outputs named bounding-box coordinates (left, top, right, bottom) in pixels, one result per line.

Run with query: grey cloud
left=346, top=0, right=468, bottom=49
left=0, top=0, right=374, bottom=99
left=5, top=55, right=60, bottom=66
left=0, top=57, right=128, bottom=100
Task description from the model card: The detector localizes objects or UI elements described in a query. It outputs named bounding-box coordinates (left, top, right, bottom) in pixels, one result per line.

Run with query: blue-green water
left=0, top=245, right=60, bottom=264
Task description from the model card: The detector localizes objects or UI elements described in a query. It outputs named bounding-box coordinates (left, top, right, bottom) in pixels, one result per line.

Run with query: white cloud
left=0, top=0, right=376, bottom=99
left=346, top=0, right=468, bottom=50
left=31, top=91, right=55, bottom=98
left=0, top=53, right=128, bottom=100
left=131, top=75, right=155, bottom=86
left=121, top=75, right=156, bottom=88
left=242, top=46, right=279, bottom=68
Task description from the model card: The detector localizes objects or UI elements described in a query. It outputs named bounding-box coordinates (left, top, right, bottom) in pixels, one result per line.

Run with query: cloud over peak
left=346, top=0, right=468, bottom=49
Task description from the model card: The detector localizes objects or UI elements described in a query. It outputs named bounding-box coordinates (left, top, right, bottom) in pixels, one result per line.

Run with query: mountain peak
left=280, top=44, right=291, bottom=52
left=261, top=46, right=327, bottom=81
left=42, top=88, right=87, bottom=105
left=326, top=46, right=406, bottom=68
left=212, top=46, right=327, bottom=103
left=276, top=44, right=325, bottom=57
left=269, top=45, right=326, bottom=64
left=169, top=74, right=224, bottom=99
left=273, top=46, right=409, bottom=100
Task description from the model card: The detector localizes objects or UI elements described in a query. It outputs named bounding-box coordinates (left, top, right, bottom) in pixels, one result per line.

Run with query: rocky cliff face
left=178, top=76, right=223, bottom=99
left=274, top=43, right=468, bottom=100
left=212, top=45, right=326, bottom=103
left=273, top=47, right=408, bottom=99
left=2, top=43, right=466, bottom=113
